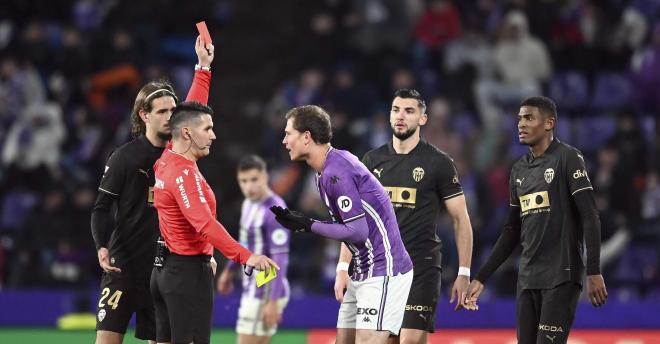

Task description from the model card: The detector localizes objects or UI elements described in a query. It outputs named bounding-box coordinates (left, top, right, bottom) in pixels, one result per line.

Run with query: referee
left=91, top=36, right=213, bottom=344
left=467, top=96, right=608, bottom=344
left=357, top=89, right=475, bottom=344
left=151, top=101, right=278, bottom=344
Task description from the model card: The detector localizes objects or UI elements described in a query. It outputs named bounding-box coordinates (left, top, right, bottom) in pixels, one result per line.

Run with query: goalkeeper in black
left=467, top=96, right=607, bottom=344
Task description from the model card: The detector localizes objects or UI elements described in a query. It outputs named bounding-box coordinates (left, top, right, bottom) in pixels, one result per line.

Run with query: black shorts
left=517, top=282, right=581, bottom=344
left=150, top=254, right=214, bottom=344
left=95, top=272, right=155, bottom=340
left=400, top=265, right=441, bottom=333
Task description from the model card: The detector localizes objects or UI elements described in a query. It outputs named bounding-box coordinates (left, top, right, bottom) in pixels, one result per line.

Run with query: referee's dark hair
left=394, top=88, right=427, bottom=114
left=131, top=79, right=178, bottom=137
left=520, top=96, right=558, bottom=120
left=285, top=105, right=333, bottom=144
left=170, top=101, right=214, bottom=139
left=237, top=155, right=267, bottom=172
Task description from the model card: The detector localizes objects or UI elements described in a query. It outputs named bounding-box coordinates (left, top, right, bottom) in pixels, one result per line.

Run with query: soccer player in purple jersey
left=272, top=105, right=414, bottom=344
left=217, top=155, right=290, bottom=344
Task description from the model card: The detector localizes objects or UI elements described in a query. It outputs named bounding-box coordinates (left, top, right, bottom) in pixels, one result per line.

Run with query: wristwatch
left=195, top=64, right=211, bottom=71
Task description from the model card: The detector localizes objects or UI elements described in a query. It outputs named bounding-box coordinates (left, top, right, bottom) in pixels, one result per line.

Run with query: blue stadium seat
left=591, top=72, right=632, bottom=109
left=573, top=115, right=616, bottom=151
left=548, top=71, right=589, bottom=114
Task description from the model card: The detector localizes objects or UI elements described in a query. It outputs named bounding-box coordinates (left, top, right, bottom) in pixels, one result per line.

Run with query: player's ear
left=139, top=109, right=149, bottom=123
left=419, top=112, right=428, bottom=126
left=545, top=116, right=555, bottom=132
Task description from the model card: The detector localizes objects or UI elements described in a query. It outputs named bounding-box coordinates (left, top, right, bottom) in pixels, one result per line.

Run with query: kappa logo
left=363, top=317, right=371, bottom=323
left=330, top=176, right=341, bottom=184
left=373, top=168, right=383, bottom=178
left=412, top=167, right=425, bottom=182
left=337, top=196, right=352, bottom=213
left=544, top=168, right=555, bottom=184
left=98, top=309, right=106, bottom=322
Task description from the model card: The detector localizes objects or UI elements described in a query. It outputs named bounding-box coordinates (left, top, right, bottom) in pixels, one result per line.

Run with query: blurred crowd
left=0, top=0, right=658, bottom=303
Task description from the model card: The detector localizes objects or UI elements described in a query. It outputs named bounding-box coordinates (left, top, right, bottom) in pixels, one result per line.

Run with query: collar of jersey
left=166, top=148, right=196, bottom=166
left=138, top=134, right=165, bottom=153
left=317, top=145, right=335, bottom=177
left=387, top=139, right=424, bottom=155
left=527, top=138, right=560, bottom=162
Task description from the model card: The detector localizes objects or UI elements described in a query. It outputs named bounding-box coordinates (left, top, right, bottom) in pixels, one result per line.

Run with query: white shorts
left=337, top=269, right=413, bottom=335
left=236, top=296, right=289, bottom=337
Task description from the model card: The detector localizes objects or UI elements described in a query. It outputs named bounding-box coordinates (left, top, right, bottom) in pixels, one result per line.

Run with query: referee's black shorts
left=95, top=271, right=155, bottom=341
left=400, top=265, right=442, bottom=333
left=517, top=281, right=581, bottom=344
left=150, top=253, right=214, bottom=344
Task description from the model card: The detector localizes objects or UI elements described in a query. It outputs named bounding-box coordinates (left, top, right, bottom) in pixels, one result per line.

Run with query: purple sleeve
left=310, top=216, right=368, bottom=243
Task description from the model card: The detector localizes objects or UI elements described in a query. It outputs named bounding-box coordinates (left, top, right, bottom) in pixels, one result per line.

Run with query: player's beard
left=392, top=124, right=417, bottom=141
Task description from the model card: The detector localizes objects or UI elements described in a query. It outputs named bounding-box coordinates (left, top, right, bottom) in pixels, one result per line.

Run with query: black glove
left=270, top=206, right=314, bottom=233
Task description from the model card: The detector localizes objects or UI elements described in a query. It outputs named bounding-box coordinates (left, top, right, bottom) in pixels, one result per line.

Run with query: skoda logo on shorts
left=544, top=168, right=555, bottom=184
left=412, top=167, right=425, bottom=182
left=337, top=196, right=352, bottom=213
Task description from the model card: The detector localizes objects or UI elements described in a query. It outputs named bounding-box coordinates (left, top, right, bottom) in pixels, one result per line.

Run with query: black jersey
left=510, top=139, right=593, bottom=289
left=98, top=135, right=164, bottom=281
left=362, top=140, right=463, bottom=268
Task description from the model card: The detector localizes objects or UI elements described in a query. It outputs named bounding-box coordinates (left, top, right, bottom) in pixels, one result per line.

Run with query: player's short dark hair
left=520, top=96, right=557, bottom=119
left=131, top=79, right=178, bottom=137
left=169, top=101, right=214, bottom=139
left=285, top=105, right=333, bottom=144
left=237, top=155, right=267, bottom=172
left=394, top=88, right=427, bottom=114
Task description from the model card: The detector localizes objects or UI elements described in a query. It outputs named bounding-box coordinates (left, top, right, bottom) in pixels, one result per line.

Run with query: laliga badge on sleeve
left=256, top=265, right=277, bottom=287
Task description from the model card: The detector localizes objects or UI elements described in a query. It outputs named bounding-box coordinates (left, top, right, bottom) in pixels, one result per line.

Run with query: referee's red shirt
left=153, top=148, right=251, bottom=264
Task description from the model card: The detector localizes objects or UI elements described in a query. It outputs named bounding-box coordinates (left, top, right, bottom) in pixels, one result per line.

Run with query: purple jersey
left=316, top=147, right=413, bottom=281
left=236, top=194, right=290, bottom=300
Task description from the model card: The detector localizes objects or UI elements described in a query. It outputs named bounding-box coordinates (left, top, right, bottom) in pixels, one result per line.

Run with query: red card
left=196, top=21, right=212, bottom=46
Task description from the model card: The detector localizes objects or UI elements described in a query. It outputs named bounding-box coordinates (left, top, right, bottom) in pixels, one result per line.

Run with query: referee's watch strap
left=195, top=64, right=211, bottom=71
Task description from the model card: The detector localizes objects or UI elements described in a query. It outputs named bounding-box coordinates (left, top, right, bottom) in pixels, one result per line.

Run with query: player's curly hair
left=284, top=105, right=333, bottom=144
left=130, top=80, right=178, bottom=137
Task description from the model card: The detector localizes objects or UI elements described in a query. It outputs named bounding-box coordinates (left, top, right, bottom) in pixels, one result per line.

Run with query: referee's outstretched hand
left=586, top=274, right=608, bottom=307
left=97, top=247, right=121, bottom=273
left=246, top=254, right=280, bottom=273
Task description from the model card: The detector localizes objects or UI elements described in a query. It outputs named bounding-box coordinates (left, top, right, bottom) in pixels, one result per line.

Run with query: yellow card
left=255, top=266, right=277, bottom=287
